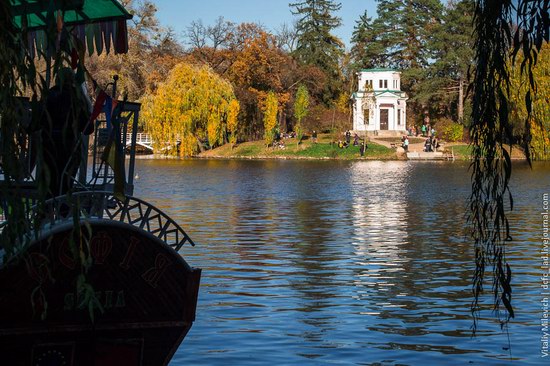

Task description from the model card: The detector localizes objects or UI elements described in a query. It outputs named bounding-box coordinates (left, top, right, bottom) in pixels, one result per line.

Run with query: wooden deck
left=406, top=151, right=455, bottom=161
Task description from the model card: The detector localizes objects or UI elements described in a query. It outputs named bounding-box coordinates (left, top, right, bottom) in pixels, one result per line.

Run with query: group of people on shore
left=407, top=124, right=436, bottom=138
left=424, top=135, right=440, bottom=152
left=337, top=130, right=368, bottom=156
left=275, top=130, right=318, bottom=149
left=402, top=129, right=441, bottom=153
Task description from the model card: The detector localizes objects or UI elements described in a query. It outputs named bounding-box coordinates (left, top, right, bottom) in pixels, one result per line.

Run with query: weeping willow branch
left=1, top=3, right=102, bottom=319
left=470, top=0, right=549, bottom=333
left=0, top=2, right=40, bottom=260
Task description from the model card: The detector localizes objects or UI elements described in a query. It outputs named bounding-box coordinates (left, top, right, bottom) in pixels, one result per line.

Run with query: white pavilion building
left=352, top=69, right=408, bottom=135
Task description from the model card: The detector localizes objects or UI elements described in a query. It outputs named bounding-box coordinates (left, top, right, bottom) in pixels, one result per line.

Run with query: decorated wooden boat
left=0, top=1, right=201, bottom=365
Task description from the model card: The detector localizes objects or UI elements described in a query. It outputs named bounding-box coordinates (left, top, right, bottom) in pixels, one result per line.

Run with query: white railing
left=127, top=133, right=154, bottom=151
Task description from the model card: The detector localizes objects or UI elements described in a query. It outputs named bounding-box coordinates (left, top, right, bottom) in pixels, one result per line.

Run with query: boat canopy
left=10, top=0, right=132, bottom=55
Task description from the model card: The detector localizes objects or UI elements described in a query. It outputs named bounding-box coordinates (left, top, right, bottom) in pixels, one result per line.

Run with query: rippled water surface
left=133, top=159, right=550, bottom=365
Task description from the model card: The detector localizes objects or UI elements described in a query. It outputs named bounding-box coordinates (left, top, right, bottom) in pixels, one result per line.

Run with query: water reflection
left=133, top=159, right=548, bottom=365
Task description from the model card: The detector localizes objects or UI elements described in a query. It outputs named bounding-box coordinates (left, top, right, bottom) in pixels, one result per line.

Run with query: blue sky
left=153, top=0, right=379, bottom=49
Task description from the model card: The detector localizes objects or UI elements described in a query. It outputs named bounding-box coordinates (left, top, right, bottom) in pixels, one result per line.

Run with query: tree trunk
left=458, top=76, right=464, bottom=124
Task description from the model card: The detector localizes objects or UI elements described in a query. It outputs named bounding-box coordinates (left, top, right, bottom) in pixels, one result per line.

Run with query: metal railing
left=30, top=191, right=195, bottom=251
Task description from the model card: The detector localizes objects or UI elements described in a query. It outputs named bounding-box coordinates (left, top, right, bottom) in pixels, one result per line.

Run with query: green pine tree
left=350, top=11, right=386, bottom=70
left=420, top=0, right=475, bottom=124
left=290, top=0, right=344, bottom=104
left=370, top=0, right=443, bottom=69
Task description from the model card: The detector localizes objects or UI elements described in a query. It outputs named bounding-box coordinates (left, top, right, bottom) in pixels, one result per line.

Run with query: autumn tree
left=293, top=85, right=310, bottom=144
left=275, top=21, right=299, bottom=53
left=86, top=0, right=183, bottom=101
left=509, top=42, right=550, bottom=159
left=227, top=28, right=290, bottom=139
left=263, top=91, right=279, bottom=147
left=184, top=16, right=235, bottom=69
left=142, top=62, right=238, bottom=156
left=227, top=99, right=240, bottom=149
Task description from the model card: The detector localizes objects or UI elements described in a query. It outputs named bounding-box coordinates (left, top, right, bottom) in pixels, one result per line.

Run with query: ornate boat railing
left=1, top=191, right=194, bottom=253
left=40, top=191, right=195, bottom=251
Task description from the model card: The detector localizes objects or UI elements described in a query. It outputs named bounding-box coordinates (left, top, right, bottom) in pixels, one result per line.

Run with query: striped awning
left=11, top=0, right=132, bottom=56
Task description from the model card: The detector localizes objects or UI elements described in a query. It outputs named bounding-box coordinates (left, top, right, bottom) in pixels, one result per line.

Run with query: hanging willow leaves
left=469, top=0, right=549, bottom=333
left=1, top=2, right=102, bottom=320
left=227, top=99, right=241, bottom=149
left=142, top=62, right=238, bottom=156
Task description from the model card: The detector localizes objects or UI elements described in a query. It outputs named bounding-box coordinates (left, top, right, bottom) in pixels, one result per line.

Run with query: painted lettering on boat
left=90, top=231, right=113, bottom=265
left=64, top=290, right=125, bottom=311
left=120, top=236, right=139, bottom=270
left=142, top=254, right=172, bottom=288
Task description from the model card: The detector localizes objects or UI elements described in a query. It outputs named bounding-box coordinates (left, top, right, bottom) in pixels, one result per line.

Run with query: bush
left=436, top=118, right=464, bottom=142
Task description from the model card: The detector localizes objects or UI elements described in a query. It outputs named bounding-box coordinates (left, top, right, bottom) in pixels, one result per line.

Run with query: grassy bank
left=199, top=135, right=396, bottom=160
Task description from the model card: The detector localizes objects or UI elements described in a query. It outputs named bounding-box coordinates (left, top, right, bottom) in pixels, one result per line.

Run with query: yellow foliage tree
left=293, top=84, right=309, bottom=145
left=336, top=92, right=350, bottom=114
left=227, top=99, right=240, bottom=148
left=263, top=91, right=278, bottom=147
left=142, top=62, right=238, bottom=156
left=509, top=42, right=550, bottom=159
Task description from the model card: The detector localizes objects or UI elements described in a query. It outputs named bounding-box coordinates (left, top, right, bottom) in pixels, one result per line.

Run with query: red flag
left=89, top=90, right=108, bottom=125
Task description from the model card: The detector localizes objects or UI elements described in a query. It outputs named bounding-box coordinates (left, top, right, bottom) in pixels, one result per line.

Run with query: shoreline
left=134, top=153, right=458, bottom=161
left=132, top=152, right=532, bottom=162
left=131, top=138, right=532, bottom=162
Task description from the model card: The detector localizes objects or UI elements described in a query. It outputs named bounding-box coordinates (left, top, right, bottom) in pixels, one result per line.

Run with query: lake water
left=133, top=159, right=550, bottom=365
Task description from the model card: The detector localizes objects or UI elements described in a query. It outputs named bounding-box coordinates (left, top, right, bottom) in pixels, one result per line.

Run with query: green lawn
left=199, top=135, right=395, bottom=160
left=233, top=144, right=263, bottom=157
left=446, top=144, right=471, bottom=159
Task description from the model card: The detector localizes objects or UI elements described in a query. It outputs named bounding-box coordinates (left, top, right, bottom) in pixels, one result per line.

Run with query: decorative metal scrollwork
left=38, top=191, right=195, bottom=251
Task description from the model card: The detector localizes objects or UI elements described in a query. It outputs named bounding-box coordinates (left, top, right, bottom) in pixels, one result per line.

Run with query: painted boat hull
left=0, top=220, right=201, bottom=366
